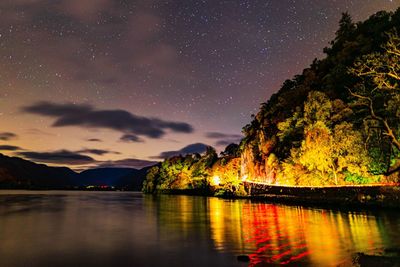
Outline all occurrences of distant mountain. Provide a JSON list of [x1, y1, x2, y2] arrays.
[[76, 167, 152, 191], [0, 153, 152, 190], [0, 153, 76, 189]]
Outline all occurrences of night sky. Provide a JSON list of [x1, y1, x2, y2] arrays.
[[0, 0, 399, 170]]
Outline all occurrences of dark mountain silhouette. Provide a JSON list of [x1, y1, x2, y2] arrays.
[[76, 167, 152, 190], [0, 153, 76, 188], [0, 153, 152, 190]]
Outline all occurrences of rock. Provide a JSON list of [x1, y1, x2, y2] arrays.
[[353, 252, 400, 267], [237, 255, 250, 262]]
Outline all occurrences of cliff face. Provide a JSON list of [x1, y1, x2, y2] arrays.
[[240, 130, 278, 184]]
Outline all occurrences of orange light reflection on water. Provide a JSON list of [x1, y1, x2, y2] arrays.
[[208, 198, 389, 266]]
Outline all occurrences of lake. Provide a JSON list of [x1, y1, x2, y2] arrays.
[[0, 191, 399, 266]]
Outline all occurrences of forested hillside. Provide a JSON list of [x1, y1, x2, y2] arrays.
[[0, 153, 149, 190], [143, 9, 400, 195]]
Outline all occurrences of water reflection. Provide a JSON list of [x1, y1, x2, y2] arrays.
[[207, 198, 399, 266], [0, 191, 399, 267]]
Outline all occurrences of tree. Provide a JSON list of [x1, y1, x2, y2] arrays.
[[281, 91, 373, 185], [204, 146, 218, 167], [142, 166, 159, 193], [297, 121, 336, 184], [324, 12, 357, 56], [335, 12, 356, 41], [349, 31, 400, 174], [211, 158, 245, 196], [221, 143, 240, 157]]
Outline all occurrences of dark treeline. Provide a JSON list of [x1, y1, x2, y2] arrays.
[[0, 153, 149, 190]]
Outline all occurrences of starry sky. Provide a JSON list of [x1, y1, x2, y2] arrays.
[[0, 0, 399, 170]]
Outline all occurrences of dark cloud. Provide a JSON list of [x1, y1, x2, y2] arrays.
[[206, 132, 242, 139], [16, 148, 154, 169], [97, 158, 158, 169], [153, 143, 209, 159], [0, 145, 22, 151], [120, 134, 143, 143], [18, 150, 96, 165], [22, 102, 194, 138], [0, 132, 17, 141], [87, 138, 102, 142], [77, 149, 120, 156], [205, 132, 242, 147]]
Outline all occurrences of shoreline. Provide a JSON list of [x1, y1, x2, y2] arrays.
[[247, 183, 400, 209], [155, 184, 400, 210], [2, 185, 400, 210]]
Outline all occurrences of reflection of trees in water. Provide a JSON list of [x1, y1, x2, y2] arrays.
[[241, 204, 310, 265], [209, 199, 392, 266], [147, 195, 211, 243], [208, 198, 248, 252], [144, 195, 396, 266]]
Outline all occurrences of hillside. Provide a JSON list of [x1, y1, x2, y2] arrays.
[[240, 10, 400, 186], [0, 153, 76, 189], [0, 153, 151, 190], [143, 8, 400, 196], [77, 167, 152, 191]]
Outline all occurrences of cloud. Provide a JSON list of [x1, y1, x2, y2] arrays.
[[0, 132, 17, 141], [0, 145, 22, 151], [22, 102, 194, 138], [120, 134, 143, 143], [0, 1, 191, 129], [205, 131, 242, 147], [16, 148, 155, 169], [77, 149, 120, 156], [87, 138, 102, 142], [97, 158, 158, 169], [153, 143, 209, 159], [205, 132, 242, 139], [18, 150, 96, 165]]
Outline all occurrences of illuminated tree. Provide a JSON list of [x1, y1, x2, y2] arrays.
[[142, 166, 159, 193], [297, 121, 335, 184], [280, 91, 374, 185], [211, 158, 246, 196], [349, 31, 400, 174]]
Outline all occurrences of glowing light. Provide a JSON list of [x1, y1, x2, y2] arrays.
[[241, 174, 248, 181], [212, 175, 221, 186], [243, 180, 400, 188]]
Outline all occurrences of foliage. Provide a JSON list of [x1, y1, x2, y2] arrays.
[[241, 9, 400, 186], [278, 92, 373, 185], [211, 157, 246, 196], [142, 145, 247, 196], [144, 9, 400, 193], [221, 143, 240, 157], [349, 30, 400, 174], [142, 166, 159, 193]]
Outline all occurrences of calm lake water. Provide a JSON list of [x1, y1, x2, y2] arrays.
[[0, 191, 399, 267]]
